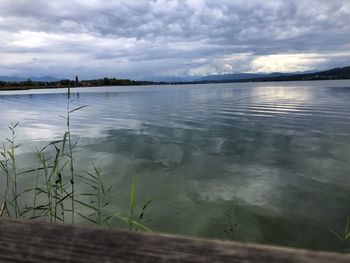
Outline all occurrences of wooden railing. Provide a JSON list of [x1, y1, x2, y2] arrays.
[[0, 219, 349, 262]]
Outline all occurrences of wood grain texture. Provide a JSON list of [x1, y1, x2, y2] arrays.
[[0, 219, 349, 262]]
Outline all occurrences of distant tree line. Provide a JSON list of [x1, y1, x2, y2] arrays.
[[0, 77, 166, 91], [1, 66, 349, 91], [80, 77, 162, 86]]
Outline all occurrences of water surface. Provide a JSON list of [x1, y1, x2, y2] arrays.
[[1, 80, 350, 251]]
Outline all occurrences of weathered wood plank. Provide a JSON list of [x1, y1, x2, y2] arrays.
[[0, 219, 349, 262]]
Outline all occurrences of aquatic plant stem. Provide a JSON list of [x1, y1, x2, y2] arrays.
[[67, 86, 75, 224], [9, 123, 20, 218], [1, 143, 10, 217]]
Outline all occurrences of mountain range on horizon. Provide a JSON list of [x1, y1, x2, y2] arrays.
[[139, 69, 320, 82], [0, 76, 60, 82], [0, 66, 349, 84]]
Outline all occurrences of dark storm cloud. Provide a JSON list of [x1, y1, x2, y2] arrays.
[[0, 0, 349, 78]]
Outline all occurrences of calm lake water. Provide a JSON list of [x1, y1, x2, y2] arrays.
[[1, 80, 350, 251]]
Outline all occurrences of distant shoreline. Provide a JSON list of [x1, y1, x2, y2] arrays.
[[1, 66, 350, 92], [0, 85, 68, 91], [1, 78, 350, 92]]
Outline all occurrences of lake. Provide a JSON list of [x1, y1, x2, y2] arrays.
[[1, 80, 350, 251]]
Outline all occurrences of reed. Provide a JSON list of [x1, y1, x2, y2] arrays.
[[76, 162, 112, 225], [330, 216, 350, 250], [67, 86, 75, 224], [0, 123, 21, 218], [30, 139, 70, 222], [223, 205, 240, 241], [0, 87, 151, 232], [0, 142, 11, 217], [114, 178, 152, 232]]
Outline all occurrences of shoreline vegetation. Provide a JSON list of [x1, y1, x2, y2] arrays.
[[0, 77, 163, 91], [0, 87, 152, 232], [1, 66, 350, 91]]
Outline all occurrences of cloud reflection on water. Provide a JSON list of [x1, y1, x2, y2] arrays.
[[1, 82, 350, 250]]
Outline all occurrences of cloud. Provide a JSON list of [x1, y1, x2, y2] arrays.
[[0, 0, 349, 79]]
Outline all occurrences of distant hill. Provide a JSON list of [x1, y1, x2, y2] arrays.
[[30, 76, 60, 82], [195, 70, 319, 82], [314, 66, 350, 77], [197, 73, 266, 81], [1, 66, 349, 88], [153, 70, 319, 83], [169, 67, 350, 84], [147, 75, 199, 82], [0, 76, 60, 82], [0, 76, 25, 82], [240, 66, 350, 83]]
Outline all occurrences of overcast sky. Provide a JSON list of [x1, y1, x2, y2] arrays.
[[0, 0, 349, 80]]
